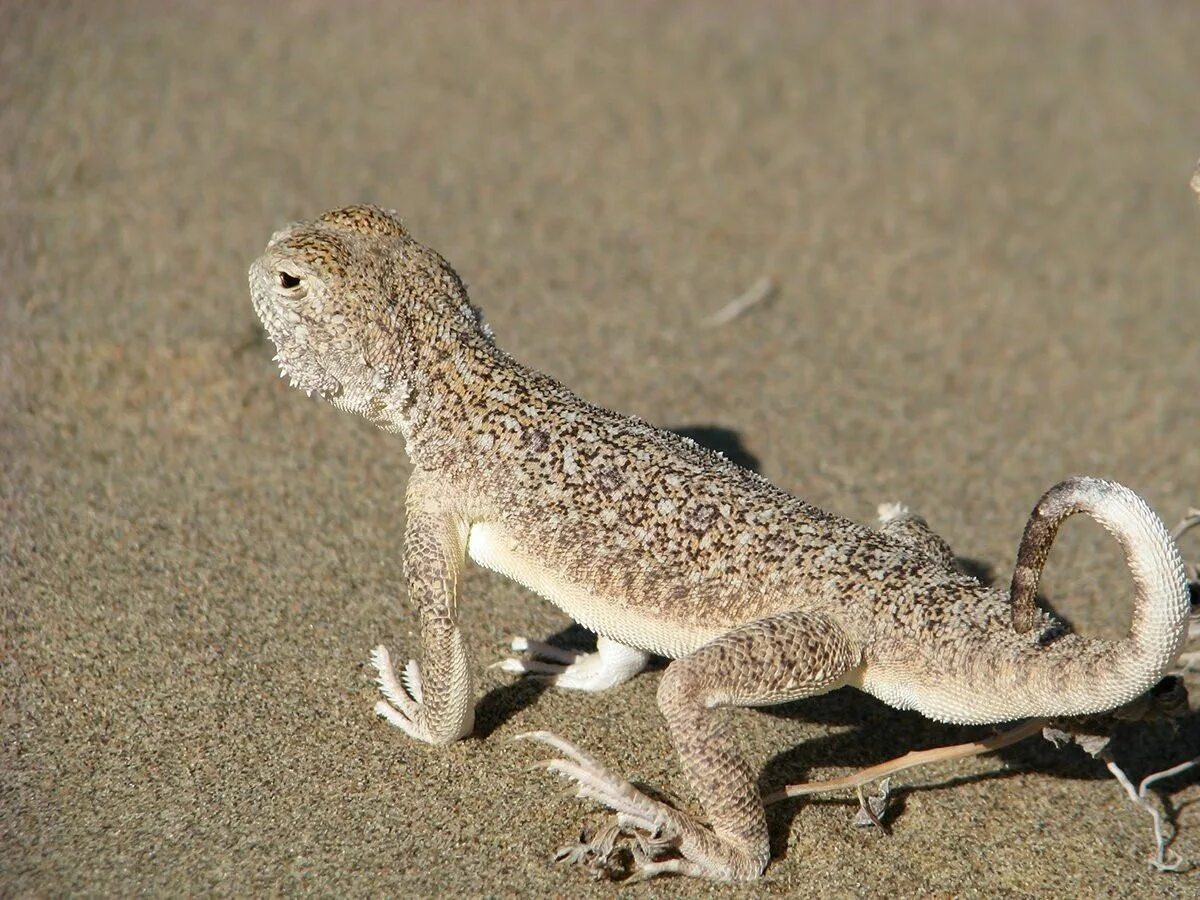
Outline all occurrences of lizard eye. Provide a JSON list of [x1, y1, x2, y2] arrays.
[[277, 270, 302, 290]]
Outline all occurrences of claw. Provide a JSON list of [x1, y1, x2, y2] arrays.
[[513, 730, 599, 766], [518, 731, 674, 840], [373, 698, 423, 739], [553, 828, 628, 880], [400, 658, 424, 704], [553, 840, 591, 867], [494, 638, 578, 679], [370, 645, 419, 716]]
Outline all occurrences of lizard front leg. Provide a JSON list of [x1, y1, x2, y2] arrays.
[[371, 474, 474, 744], [525, 610, 862, 881]]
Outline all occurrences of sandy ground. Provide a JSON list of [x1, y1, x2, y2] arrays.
[[4, 2, 1200, 896]]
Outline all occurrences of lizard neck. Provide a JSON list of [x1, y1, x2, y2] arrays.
[[367, 315, 521, 468]]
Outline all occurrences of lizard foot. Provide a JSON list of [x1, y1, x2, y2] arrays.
[[552, 821, 625, 879], [517, 730, 720, 881], [495, 636, 649, 692], [369, 645, 472, 743]]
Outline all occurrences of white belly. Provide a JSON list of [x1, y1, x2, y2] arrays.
[[465, 522, 722, 658]]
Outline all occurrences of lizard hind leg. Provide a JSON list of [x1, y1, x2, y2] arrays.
[[497, 634, 650, 691], [524, 610, 861, 882], [878, 502, 958, 571]]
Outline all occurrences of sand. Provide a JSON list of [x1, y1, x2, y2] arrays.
[[3, 2, 1199, 896]]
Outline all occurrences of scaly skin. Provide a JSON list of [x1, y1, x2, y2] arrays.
[[248, 205, 1191, 882]]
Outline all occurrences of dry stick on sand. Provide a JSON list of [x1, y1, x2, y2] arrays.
[[1103, 751, 1199, 872], [763, 718, 1047, 805], [702, 277, 776, 327]]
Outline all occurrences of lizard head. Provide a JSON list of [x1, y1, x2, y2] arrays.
[[249, 204, 486, 425]]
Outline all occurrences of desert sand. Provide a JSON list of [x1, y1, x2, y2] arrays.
[[3, 2, 1199, 896]]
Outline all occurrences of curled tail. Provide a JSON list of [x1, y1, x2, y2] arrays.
[[1008, 477, 1190, 702]]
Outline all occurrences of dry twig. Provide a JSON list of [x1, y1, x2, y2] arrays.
[[702, 277, 776, 327], [1102, 752, 1198, 872], [763, 718, 1046, 804]]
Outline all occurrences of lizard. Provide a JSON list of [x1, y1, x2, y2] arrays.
[[248, 204, 1193, 882]]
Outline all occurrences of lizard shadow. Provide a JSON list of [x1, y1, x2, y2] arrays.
[[757, 687, 1200, 859]]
